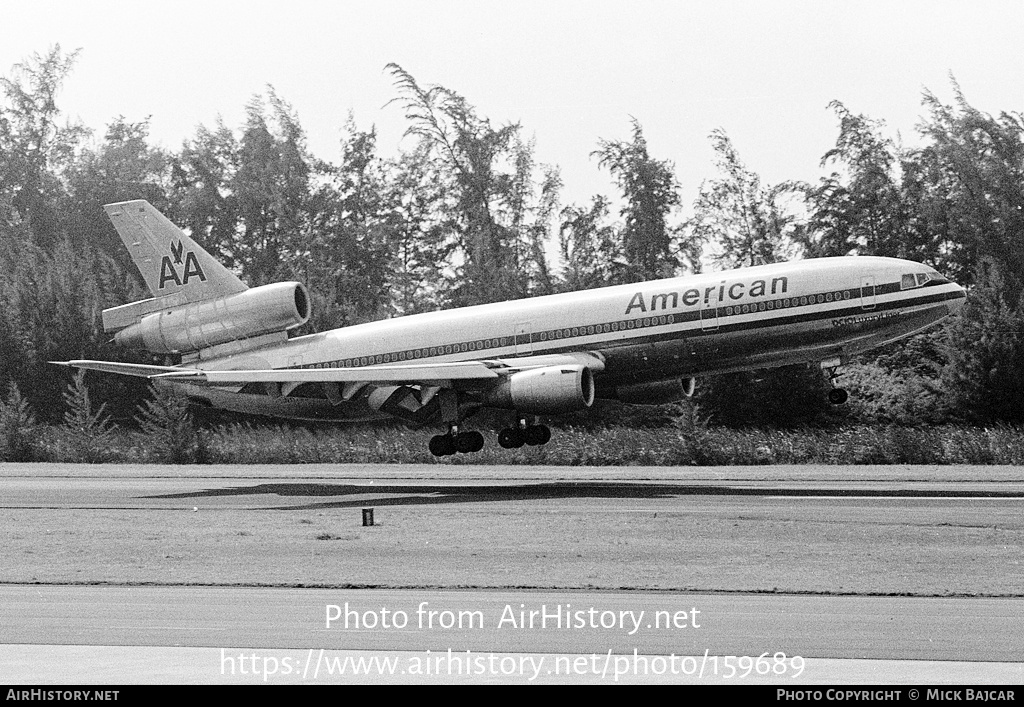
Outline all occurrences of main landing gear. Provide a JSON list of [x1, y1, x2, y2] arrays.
[[498, 419, 552, 449], [427, 389, 486, 456], [428, 426, 485, 457], [428, 419, 553, 456]]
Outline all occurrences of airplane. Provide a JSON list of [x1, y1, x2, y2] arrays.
[[60, 200, 967, 456]]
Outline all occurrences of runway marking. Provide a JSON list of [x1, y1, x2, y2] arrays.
[[776, 494, 1024, 496], [1, 645, 1021, 684], [133, 626, 229, 631]]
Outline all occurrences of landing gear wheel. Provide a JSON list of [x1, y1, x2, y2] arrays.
[[498, 427, 525, 449], [524, 424, 551, 446], [456, 430, 485, 453], [428, 434, 457, 457], [821, 360, 849, 406], [828, 388, 849, 405]]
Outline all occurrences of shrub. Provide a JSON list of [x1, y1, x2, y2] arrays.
[[0, 382, 37, 462], [942, 276, 1024, 422], [840, 363, 946, 425], [695, 364, 834, 428], [135, 384, 207, 464], [58, 371, 115, 463]]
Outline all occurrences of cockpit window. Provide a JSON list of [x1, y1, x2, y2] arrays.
[[903, 270, 945, 289]]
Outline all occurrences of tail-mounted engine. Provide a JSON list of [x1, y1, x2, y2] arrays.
[[102, 281, 310, 354]]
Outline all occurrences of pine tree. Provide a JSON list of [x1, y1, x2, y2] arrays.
[[941, 266, 1024, 422], [593, 118, 687, 281], [0, 382, 36, 462], [806, 102, 909, 258], [61, 371, 113, 462], [691, 129, 799, 268], [386, 63, 553, 305], [136, 384, 205, 464], [558, 196, 623, 290]]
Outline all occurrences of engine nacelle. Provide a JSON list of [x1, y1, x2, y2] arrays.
[[113, 281, 310, 354], [615, 377, 695, 405], [483, 365, 595, 414]]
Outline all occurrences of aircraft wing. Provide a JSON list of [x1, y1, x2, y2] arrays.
[[60, 353, 604, 386], [155, 361, 500, 385], [58, 353, 605, 425], [60, 359, 501, 385]]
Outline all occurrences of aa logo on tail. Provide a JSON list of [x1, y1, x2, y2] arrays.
[[159, 240, 207, 289]]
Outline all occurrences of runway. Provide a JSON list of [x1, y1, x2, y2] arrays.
[[5, 585, 1024, 659], [1, 463, 1022, 683], [4, 462, 1024, 511], [3, 463, 1022, 594], [2, 586, 1022, 684]]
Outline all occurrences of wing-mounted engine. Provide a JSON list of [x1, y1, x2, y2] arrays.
[[102, 281, 310, 355], [483, 364, 595, 414], [615, 377, 696, 404]]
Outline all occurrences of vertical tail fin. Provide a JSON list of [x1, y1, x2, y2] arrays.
[[104, 200, 247, 302]]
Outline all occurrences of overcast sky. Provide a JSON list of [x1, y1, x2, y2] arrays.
[[2, 0, 1022, 209]]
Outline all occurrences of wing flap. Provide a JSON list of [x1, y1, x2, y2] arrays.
[[58, 354, 603, 387], [155, 361, 500, 385], [486, 351, 607, 373]]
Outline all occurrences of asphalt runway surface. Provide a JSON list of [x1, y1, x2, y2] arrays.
[[1, 586, 1022, 684], [2, 463, 1022, 683], [4, 462, 1024, 511]]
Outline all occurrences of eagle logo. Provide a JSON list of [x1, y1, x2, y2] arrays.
[[170, 240, 185, 265]]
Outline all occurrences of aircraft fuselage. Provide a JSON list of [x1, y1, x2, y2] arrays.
[[179, 256, 965, 421]]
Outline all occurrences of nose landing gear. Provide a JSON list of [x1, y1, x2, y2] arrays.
[[821, 358, 849, 405], [827, 387, 849, 405]]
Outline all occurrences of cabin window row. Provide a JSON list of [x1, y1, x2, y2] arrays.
[[724, 290, 852, 316], [313, 338, 514, 368], [538, 315, 674, 342], [306, 287, 859, 369]]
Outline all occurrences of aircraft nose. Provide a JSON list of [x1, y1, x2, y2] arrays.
[[948, 283, 968, 313]]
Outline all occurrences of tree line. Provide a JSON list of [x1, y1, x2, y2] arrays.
[[2, 47, 1022, 426]]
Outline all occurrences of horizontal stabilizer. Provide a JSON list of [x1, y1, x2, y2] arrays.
[[55, 360, 187, 378]]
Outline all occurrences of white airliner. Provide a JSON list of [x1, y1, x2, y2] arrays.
[[61, 200, 966, 456]]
